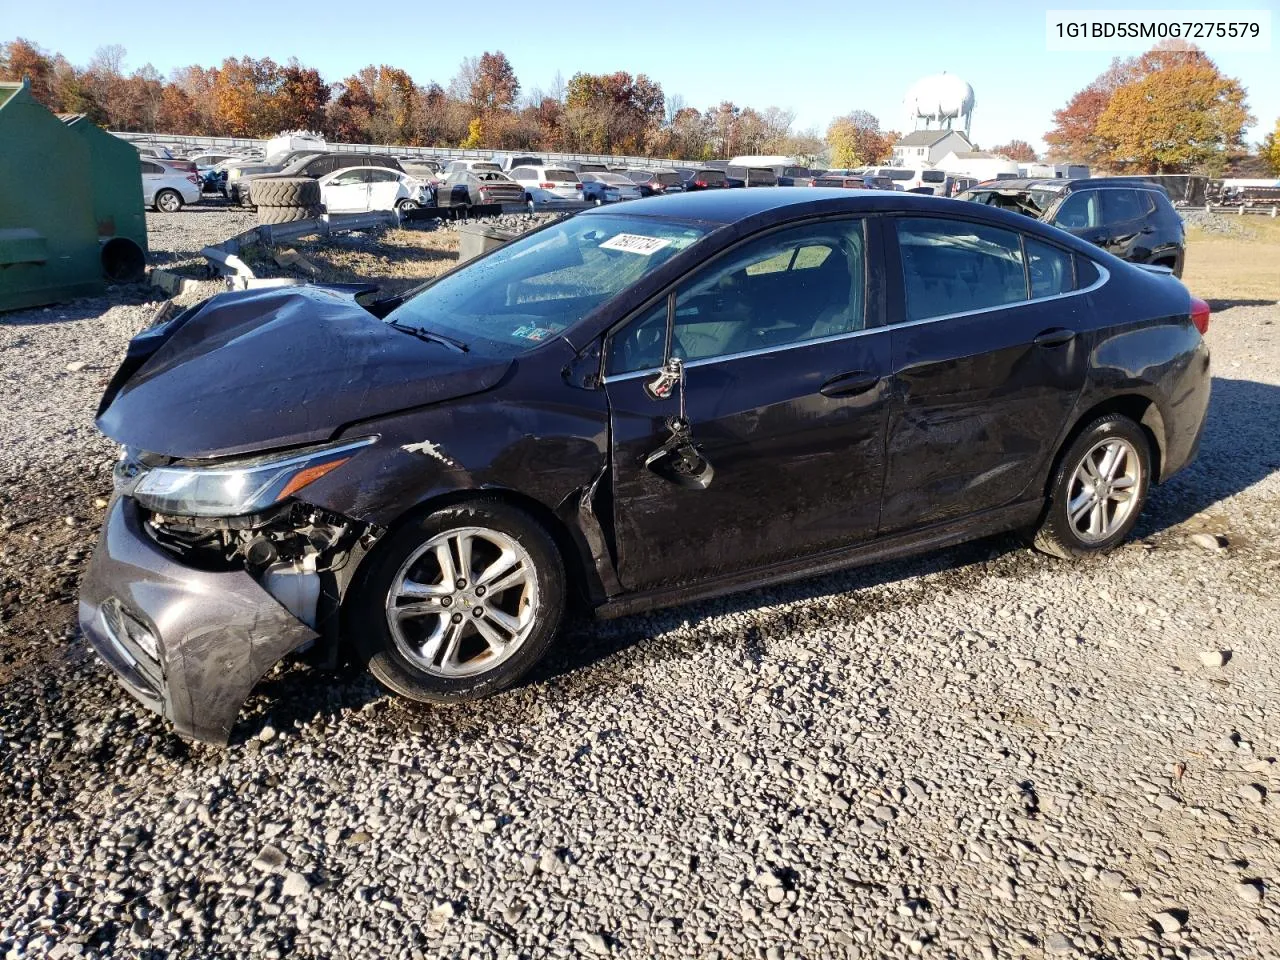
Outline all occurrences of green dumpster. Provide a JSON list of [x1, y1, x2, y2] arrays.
[[0, 79, 147, 312]]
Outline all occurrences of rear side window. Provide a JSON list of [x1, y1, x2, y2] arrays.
[[1024, 238, 1073, 298], [141, 161, 163, 175], [510, 168, 535, 180], [1075, 256, 1100, 288], [368, 169, 399, 183], [1102, 189, 1148, 223], [895, 217, 1027, 322], [922, 171, 945, 183]]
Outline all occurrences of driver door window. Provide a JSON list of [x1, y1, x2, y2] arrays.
[[606, 219, 866, 374], [672, 220, 866, 362], [1051, 191, 1101, 230]]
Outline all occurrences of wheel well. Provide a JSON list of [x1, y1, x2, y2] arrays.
[[1152, 255, 1178, 268], [1053, 395, 1167, 491]]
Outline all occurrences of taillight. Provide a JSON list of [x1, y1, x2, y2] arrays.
[[186, 174, 199, 185], [575, 183, 582, 190], [540, 181, 554, 189], [1190, 296, 1211, 335], [694, 180, 706, 187]]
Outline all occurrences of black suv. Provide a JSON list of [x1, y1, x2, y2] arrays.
[[959, 178, 1186, 277]]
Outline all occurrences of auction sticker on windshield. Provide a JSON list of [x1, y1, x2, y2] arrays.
[[600, 234, 673, 255]]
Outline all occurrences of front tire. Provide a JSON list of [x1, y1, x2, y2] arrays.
[[1033, 414, 1152, 559], [349, 500, 566, 702], [155, 189, 183, 213]]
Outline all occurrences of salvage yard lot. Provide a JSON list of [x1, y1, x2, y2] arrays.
[[1, 210, 1278, 959]]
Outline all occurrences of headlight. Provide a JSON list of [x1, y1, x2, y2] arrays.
[[229, 169, 241, 180], [132, 438, 375, 518]]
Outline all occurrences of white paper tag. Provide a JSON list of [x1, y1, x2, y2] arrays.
[[599, 233, 672, 256]]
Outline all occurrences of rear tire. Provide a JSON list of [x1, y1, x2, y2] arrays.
[[155, 189, 183, 213], [396, 199, 420, 212], [1032, 414, 1152, 559], [349, 500, 566, 703]]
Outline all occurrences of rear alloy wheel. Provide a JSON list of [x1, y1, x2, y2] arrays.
[[351, 500, 565, 702], [396, 199, 420, 212], [1033, 414, 1151, 559], [155, 189, 183, 213]]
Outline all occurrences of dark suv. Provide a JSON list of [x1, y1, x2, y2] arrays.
[[959, 178, 1186, 277]]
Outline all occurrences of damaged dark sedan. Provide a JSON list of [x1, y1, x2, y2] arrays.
[[80, 190, 1212, 744]]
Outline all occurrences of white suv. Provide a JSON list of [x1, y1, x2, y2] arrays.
[[507, 165, 583, 200]]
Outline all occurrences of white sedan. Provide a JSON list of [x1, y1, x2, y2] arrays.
[[317, 166, 429, 214]]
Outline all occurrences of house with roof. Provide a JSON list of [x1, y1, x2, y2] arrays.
[[890, 130, 974, 168]]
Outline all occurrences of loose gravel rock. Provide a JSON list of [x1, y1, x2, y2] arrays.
[[1, 215, 1279, 959]]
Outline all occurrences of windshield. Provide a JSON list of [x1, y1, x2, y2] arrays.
[[1027, 188, 1058, 212], [385, 215, 711, 352]]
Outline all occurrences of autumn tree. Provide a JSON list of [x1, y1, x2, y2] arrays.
[[1264, 118, 1280, 175], [212, 56, 285, 136], [1093, 56, 1252, 173], [1046, 43, 1250, 173], [991, 139, 1038, 162], [826, 110, 893, 167], [276, 60, 329, 131], [469, 51, 518, 115], [564, 71, 664, 154], [0, 38, 58, 107]]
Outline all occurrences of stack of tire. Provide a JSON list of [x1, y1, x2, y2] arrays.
[[252, 176, 323, 225]]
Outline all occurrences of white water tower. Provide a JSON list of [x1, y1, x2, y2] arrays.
[[904, 73, 975, 138]]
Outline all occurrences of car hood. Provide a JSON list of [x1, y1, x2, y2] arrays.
[[97, 286, 514, 460]]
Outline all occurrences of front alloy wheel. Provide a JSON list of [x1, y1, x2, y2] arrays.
[[351, 500, 565, 702], [386, 526, 539, 678]]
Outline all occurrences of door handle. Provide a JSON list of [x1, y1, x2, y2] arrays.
[[820, 371, 882, 397], [1034, 328, 1077, 347]]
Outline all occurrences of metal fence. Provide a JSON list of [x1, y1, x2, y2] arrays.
[[109, 130, 685, 170]]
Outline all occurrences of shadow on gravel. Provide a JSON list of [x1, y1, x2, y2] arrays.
[[1138, 376, 1280, 534], [530, 532, 1029, 691]]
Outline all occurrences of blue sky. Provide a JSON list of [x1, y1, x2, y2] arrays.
[[6, 0, 1277, 151]]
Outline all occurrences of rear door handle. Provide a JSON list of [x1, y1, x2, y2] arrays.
[[1034, 328, 1077, 347], [820, 371, 882, 397]]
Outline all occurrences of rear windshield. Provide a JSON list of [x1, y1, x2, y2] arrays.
[[696, 170, 726, 183], [472, 162, 502, 172], [578, 163, 608, 172], [814, 178, 846, 187], [545, 169, 579, 182], [386, 215, 711, 353], [922, 170, 945, 183], [882, 169, 912, 180], [782, 167, 811, 177], [656, 172, 682, 186]]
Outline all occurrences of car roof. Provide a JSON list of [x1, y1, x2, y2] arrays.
[[583, 187, 953, 224], [580, 189, 1113, 249]]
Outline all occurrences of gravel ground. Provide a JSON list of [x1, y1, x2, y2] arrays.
[[1, 209, 1279, 959]]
